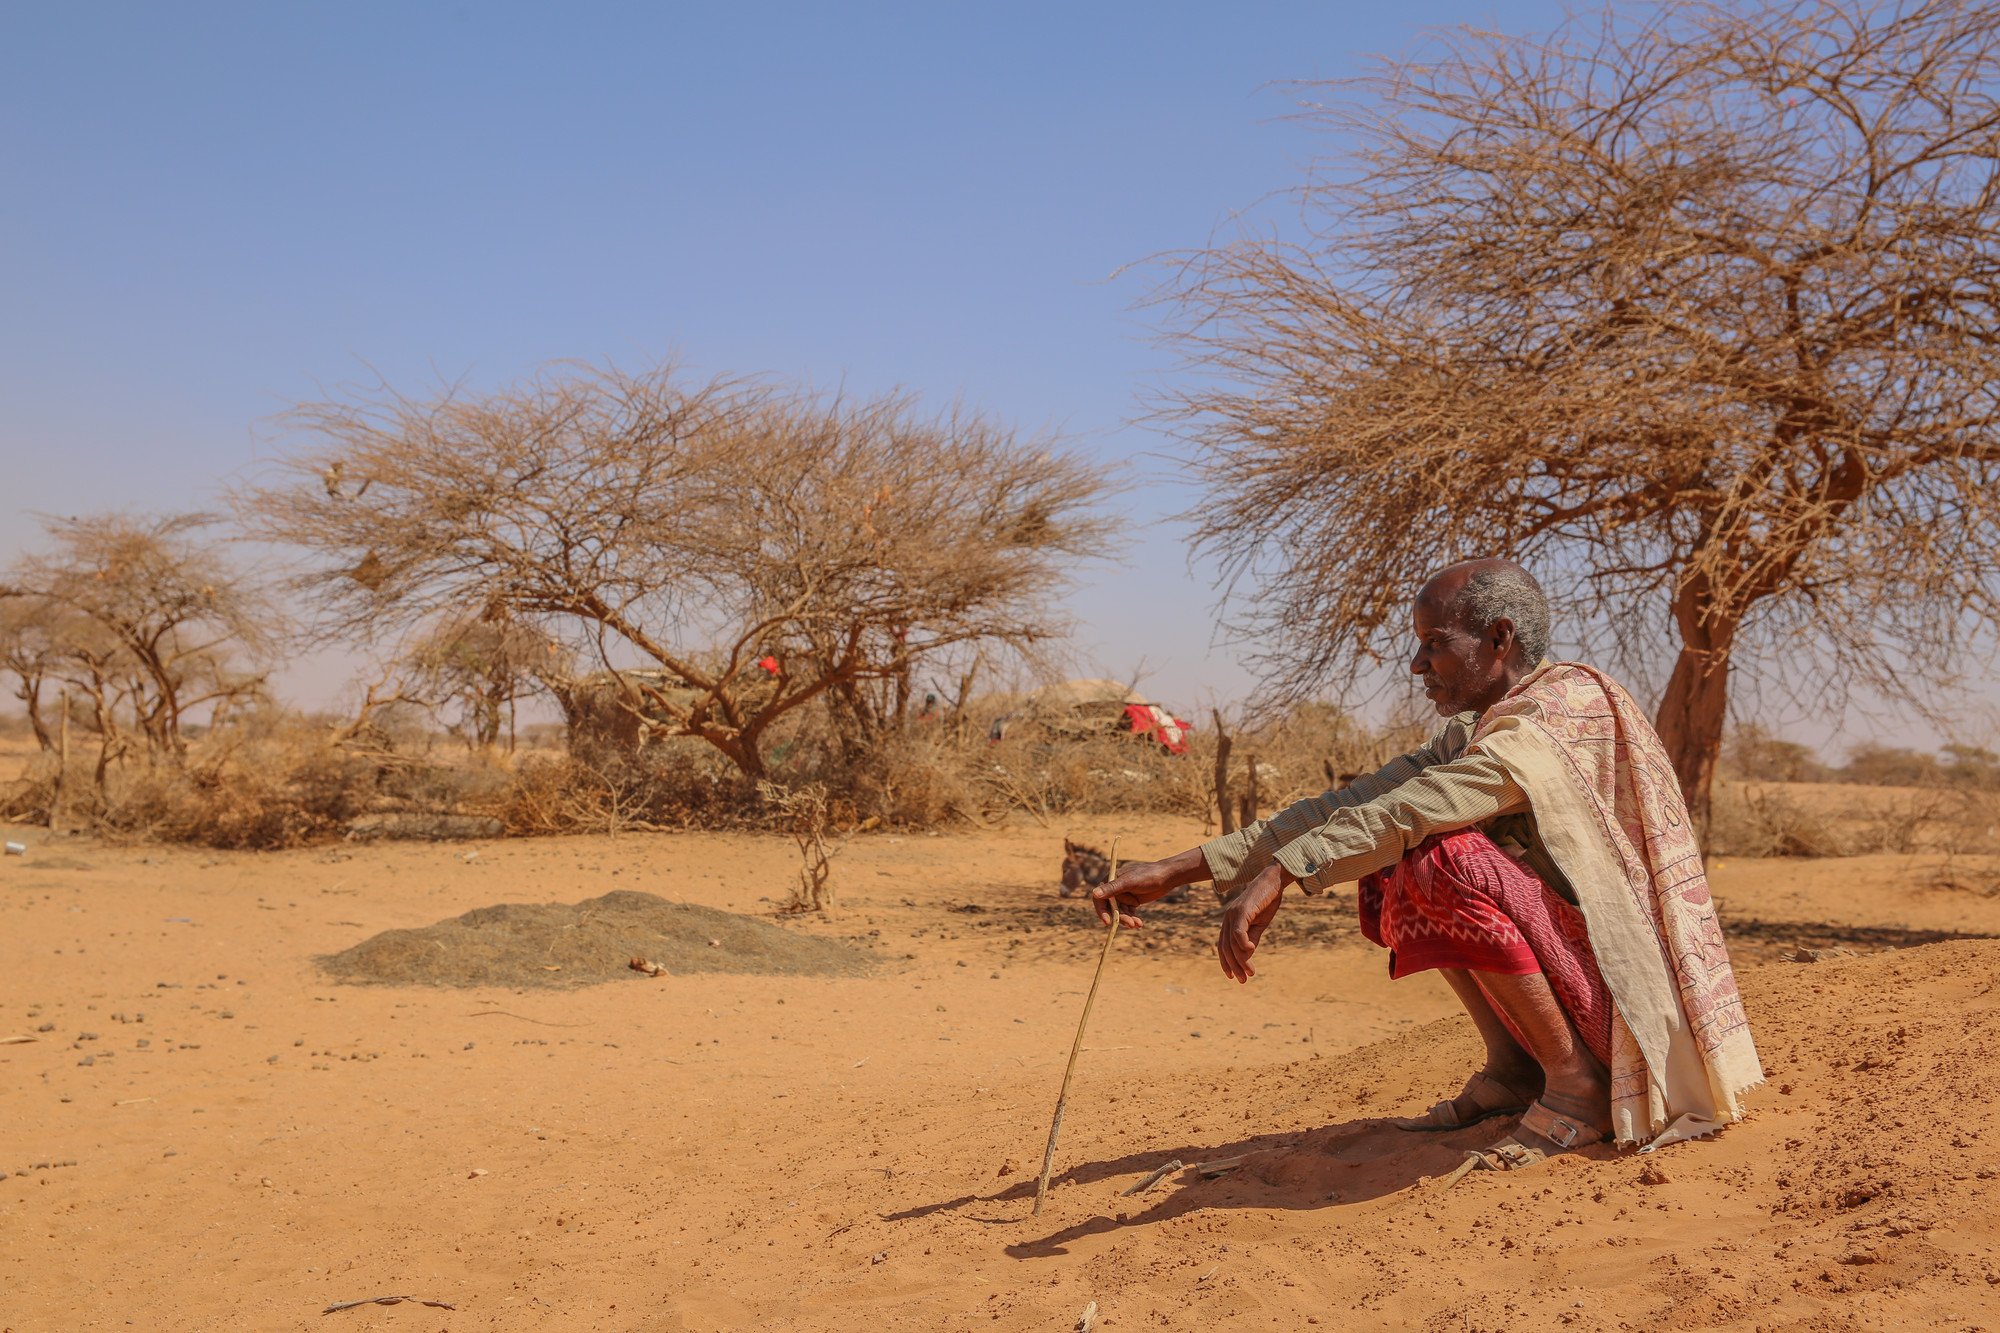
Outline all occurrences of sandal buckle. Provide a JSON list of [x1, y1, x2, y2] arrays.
[[1545, 1116, 1580, 1149]]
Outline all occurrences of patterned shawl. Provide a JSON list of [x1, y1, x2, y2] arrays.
[[1470, 662, 1763, 1148]]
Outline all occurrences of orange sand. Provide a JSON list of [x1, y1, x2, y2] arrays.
[[4, 815, 1999, 1331]]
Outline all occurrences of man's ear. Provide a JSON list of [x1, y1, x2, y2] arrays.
[[1489, 616, 1517, 656]]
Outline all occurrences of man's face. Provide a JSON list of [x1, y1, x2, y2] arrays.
[[1408, 589, 1506, 715]]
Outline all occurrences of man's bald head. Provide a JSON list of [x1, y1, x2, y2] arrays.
[[1408, 559, 1551, 715], [1418, 559, 1552, 666]]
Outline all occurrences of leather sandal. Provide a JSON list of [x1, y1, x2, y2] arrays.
[[1471, 1099, 1608, 1170], [1388, 1071, 1534, 1132]]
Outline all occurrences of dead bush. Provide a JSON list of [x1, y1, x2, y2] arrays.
[[1708, 783, 1847, 858], [842, 732, 979, 829], [498, 740, 758, 835]]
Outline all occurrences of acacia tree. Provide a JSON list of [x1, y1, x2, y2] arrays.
[[404, 612, 566, 750], [1164, 1, 2000, 835], [0, 513, 271, 773], [239, 362, 1117, 779]]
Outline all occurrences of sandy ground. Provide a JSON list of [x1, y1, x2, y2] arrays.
[[5, 814, 2000, 1331]]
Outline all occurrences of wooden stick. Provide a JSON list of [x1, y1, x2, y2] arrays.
[[1119, 1158, 1183, 1197], [1033, 836, 1120, 1217], [1434, 1151, 1482, 1193]]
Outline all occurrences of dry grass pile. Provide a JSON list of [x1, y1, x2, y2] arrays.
[[321, 889, 876, 988]]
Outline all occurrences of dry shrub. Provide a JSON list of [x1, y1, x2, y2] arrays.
[[10, 729, 388, 850], [0, 752, 60, 824], [846, 698, 1418, 832], [1842, 744, 1995, 792], [1930, 854, 2000, 897], [1710, 780, 2000, 860], [3, 710, 543, 850], [1708, 783, 1847, 858], [842, 732, 978, 828], [0, 690, 1561, 851], [498, 739, 758, 835]]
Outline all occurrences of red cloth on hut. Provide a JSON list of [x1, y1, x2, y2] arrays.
[[1122, 704, 1191, 754]]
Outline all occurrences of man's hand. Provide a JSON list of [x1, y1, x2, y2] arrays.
[[1217, 863, 1287, 983], [1090, 847, 1209, 928]]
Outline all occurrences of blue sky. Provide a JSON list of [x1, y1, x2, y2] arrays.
[[26, 1, 1943, 746]]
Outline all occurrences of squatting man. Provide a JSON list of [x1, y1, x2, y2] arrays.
[[1094, 560, 1762, 1168]]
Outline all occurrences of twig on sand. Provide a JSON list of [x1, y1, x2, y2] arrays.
[[0, 1035, 37, 1045], [323, 1295, 456, 1314], [464, 1012, 590, 1028], [1196, 1155, 1248, 1179], [1432, 1152, 1481, 1193], [1119, 1160, 1184, 1197], [1034, 837, 1121, 1218]]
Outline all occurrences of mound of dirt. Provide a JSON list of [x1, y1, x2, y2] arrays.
[[320, 889, 874, 988]]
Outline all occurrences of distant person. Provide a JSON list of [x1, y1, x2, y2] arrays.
[[1093, 560, 1761, 1169]]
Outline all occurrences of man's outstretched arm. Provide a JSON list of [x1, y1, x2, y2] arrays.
[[1201, 712, 1478, 894], [1088, 848, 1210, 928]]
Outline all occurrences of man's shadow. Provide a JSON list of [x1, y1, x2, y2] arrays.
[[879, 1111, 1594, 1257]]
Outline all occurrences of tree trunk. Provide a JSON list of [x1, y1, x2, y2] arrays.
[[1654, 602, 1737, 846], [20, 676, 52, 751], [714, 732, 768, 780], [52, 688, 69, 831]]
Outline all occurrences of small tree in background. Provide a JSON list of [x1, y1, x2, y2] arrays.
[[1162, 1, 2000, 836], [404, 611, 567, 750], [239, 362, 1118, 779], [0, 513, 271, 785]]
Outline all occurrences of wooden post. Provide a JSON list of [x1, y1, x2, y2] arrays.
[[51, 688, 69, 831], [1212, 710, 1234, 835]]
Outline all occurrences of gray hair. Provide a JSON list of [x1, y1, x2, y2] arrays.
[[1452, 564, 1552, 663]]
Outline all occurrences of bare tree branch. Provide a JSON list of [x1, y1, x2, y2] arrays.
[[1154, 0, 2000, 832], [237, 362, 1121, 778]]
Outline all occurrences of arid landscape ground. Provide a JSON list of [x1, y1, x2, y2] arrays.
[[7, 793, 2000, 1332]]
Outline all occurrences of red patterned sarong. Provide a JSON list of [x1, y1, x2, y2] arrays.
[[1358, 828, 1613, 1065]]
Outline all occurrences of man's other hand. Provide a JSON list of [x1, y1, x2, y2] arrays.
[[1217, 864, 1286, 983], [1090, 847, 1208, 928]]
